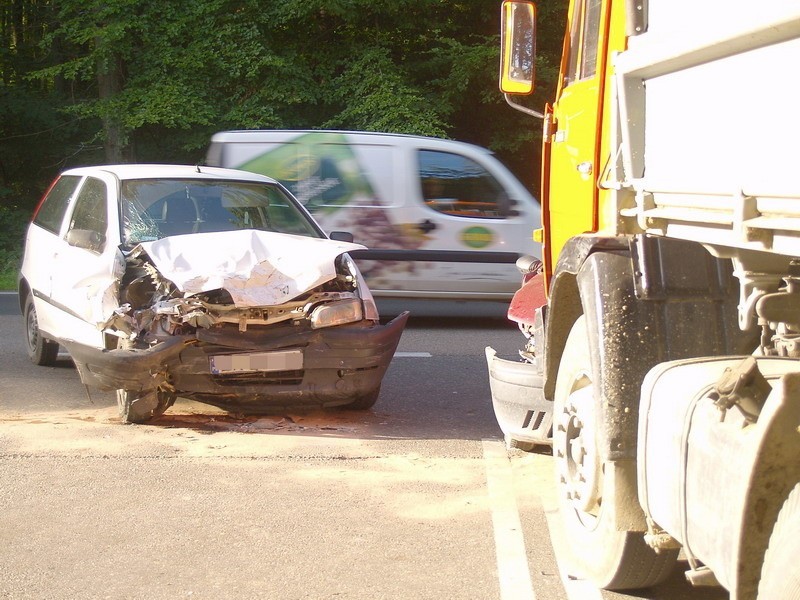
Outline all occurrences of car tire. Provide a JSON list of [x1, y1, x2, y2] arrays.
[[347, 386, 381, 410], [24, 294, 59, 366], [554, 315, 678, 590], [115, 337, 176, 423], [116, 388, 175, 424]]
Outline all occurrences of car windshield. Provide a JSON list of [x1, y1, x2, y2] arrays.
[[120, 179, 323, 246]]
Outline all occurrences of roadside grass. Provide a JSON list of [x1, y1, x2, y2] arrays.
[[0, 205, 28, 292], [0, 258, 19, 291]]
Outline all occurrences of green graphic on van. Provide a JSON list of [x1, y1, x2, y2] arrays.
[[237, 133, 374, 213], [460, 226, 494, 248]]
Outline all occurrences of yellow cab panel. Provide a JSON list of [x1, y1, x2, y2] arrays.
[[542, 0, 625, 281]]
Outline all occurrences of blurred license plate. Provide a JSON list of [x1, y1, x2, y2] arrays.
[[209, 350, 303, 374]]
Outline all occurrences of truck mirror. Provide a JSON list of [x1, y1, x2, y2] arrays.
[[500, 1, 536, 95]]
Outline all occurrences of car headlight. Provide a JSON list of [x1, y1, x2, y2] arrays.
[[337, 252, 380, 320], [310, 298, 363, 329]]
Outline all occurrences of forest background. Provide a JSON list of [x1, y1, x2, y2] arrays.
[[0, 0, 567, 289]]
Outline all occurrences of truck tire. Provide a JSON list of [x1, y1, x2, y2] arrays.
[[24, 294, 59, 366], [553, 315, 678, 590], [758, 483, 800, 599]]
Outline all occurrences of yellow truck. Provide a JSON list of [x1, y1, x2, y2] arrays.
[[486, 1, 800, 597]]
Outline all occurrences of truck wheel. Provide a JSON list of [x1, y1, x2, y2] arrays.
[[24, 294, 59, 366], [758, 483, 800, 599], [117, 388, 175, 424], [553, 315, 677, 590]]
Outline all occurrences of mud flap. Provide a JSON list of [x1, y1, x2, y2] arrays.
[[485, 347, 552, 445]]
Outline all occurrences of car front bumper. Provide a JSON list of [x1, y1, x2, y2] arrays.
[[485, 347, 553, 445], [63, 312, 409, 410]]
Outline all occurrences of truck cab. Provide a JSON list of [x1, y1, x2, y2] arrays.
[[487, 1, 800, 597]]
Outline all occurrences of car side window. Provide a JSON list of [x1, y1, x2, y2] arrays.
[[33, 175, 81, 234], [417, 150, 512, 219], [66, 177, 108, 253]]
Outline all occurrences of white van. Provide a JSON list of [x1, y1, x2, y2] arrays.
[[206, 130, 541, 300]]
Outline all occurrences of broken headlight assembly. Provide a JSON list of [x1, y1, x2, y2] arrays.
[[308, 253, 372, 329]]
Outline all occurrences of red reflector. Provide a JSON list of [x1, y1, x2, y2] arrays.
[[507, 272, 546, 325]]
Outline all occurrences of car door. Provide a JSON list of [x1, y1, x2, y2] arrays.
[[541, 0, 610, 279], [49, 175, 123, 348], [384, 147, 536, 297], [22, 175, 83, 338]]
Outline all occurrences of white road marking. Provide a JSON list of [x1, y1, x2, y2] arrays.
[[393, 352, 432, 357], [482, 439, 536, 600], [515, 452, 605, 600]]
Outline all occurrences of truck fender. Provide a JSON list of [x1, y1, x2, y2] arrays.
[[546, 234, 656, 463], [542, 235, 629, 404], [547, 234, 749, 463]]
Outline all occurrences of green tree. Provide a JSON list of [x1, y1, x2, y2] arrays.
[[0, 0, 568, 289], [4, 0, 568, 210]]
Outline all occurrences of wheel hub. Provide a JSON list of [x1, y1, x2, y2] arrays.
[[556, 377, 602, 518], [26, 307, 39, 350]]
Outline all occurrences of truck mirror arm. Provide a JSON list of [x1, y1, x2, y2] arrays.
[[504, 93, 544, 119]]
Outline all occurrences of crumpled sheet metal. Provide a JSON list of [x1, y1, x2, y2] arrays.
[[137, 230, 365, 307]]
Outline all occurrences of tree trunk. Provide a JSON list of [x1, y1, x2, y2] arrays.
[[97, 55, 124, 163]]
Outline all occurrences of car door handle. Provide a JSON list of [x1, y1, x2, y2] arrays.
[[418, 219, 437, 233]]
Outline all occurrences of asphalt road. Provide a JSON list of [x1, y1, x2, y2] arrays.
[[0, 293, 728, 600]]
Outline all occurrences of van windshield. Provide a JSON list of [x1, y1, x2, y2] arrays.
[[119, 179, 323, 246]]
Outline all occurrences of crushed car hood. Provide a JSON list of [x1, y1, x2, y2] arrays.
[[136, 229, 365, 306]]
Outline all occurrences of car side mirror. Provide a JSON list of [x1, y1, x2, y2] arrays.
[[66, 228, 106, 252], [329, 231, 354, 243]]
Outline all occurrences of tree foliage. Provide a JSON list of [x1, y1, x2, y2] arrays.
[[1, 0, 567, 211]]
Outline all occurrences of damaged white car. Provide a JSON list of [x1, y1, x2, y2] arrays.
[[19, 165, 408, 423]]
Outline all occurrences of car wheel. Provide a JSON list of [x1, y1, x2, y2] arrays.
[[554, 315, 678, 590], [116, 388, 175, 424], [347, 386, 381, 410], [24, 294, 59, 366], [115, 337, 176, 423]]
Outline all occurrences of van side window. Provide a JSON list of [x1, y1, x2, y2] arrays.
[[67, 177, 108, 252], [33, 175, 81, 234], [417, 150, 511, 219]]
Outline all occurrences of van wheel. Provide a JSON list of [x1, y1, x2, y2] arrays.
[[554, 315, 678, 590], [117, 388, 175, 424], [24, 294, 59, 366], [758, 483, 800, 599], [347, 386, 381, 410]]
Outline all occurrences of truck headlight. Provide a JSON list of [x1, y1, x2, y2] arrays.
[[310, 298, 363, 329]]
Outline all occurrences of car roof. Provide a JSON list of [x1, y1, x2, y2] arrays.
[[60, 164, 278, 184]]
